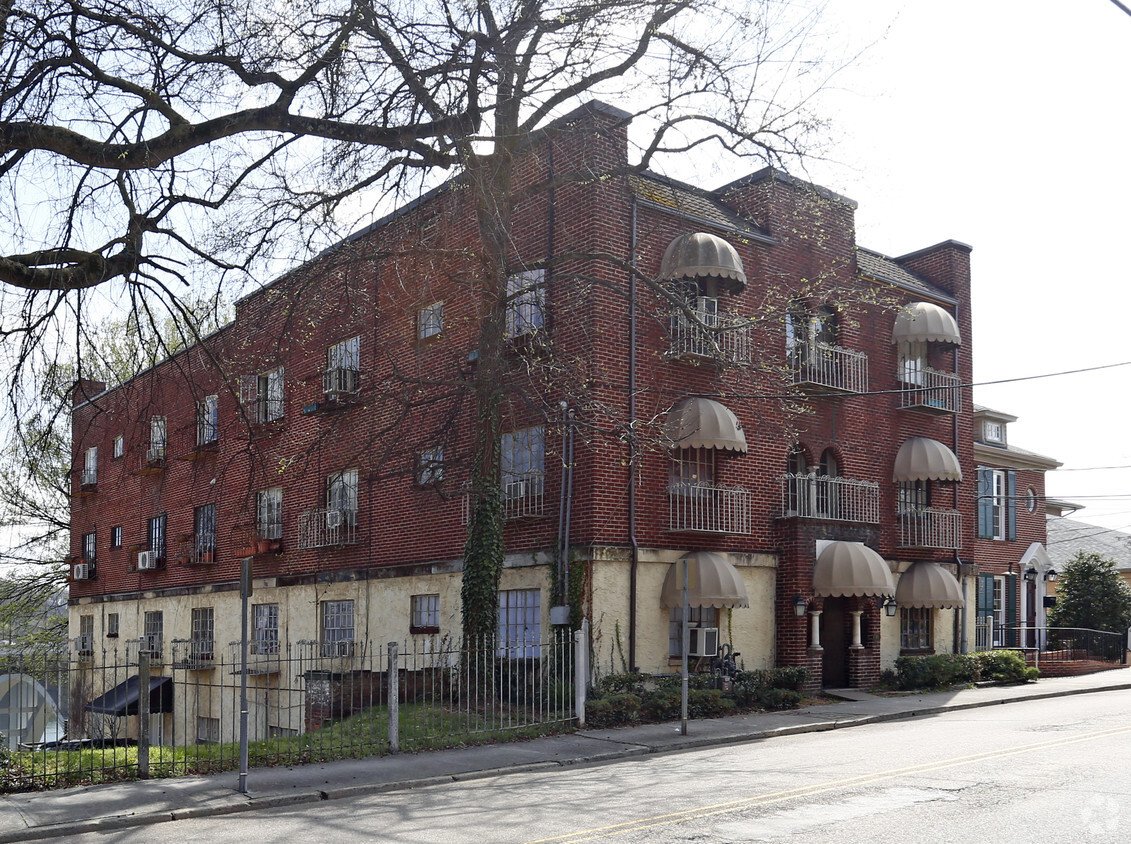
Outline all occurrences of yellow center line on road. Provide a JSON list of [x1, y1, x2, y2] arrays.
[[526, 725, 1131, 843]]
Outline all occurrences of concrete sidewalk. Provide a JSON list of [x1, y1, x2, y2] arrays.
[[3, 667, 1129, 842]]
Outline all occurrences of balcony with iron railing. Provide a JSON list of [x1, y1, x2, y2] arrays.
[[790, 341, 869, 394], [899, 367, 961, 414], [667, 310, 751, 366], [80, 469, 98, 488], [668, 481, 751, 534], [71, 634, 94, 660], [296, 507, 358, 549], [898, 507, 962, 549], [779, 473, 881, 523], [127, 634, 164, 664], [172, 638, 215, 669], [462, 473, 547, 522], [227, 639, 282, 674], [323, 366, 361, 398]]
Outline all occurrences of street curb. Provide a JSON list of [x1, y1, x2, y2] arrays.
[[6, 679, 1129, 841]]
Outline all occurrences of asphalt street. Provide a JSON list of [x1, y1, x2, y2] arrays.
[[59, 689, 1131, 843]]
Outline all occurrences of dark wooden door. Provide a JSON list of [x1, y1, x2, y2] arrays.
[[822, 598, 848, 688]]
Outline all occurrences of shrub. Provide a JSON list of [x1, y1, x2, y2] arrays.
[[759, 688, 802, 710], [585, 692, 641, 728], [687, 689, 736, 718], [887, 654, 980, 690], [640, 692, 681, 722], [972, 650, 1038, 683]]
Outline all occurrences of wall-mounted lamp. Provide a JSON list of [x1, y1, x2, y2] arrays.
[[1023, 567, 1038, 582], [883, 597, 898, 617], [793, 594, 808, 617], [1045, 569, 1058, 583]]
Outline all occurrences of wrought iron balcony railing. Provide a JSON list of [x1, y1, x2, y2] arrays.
[[899, 366, 961, 413], [668, 482, 751, 534], [667, 310, 751, 366], [297, 507, 358, 549], [779, 473, 880, 523], [790, 340, 868, 393], [898, 507, 962, 549]]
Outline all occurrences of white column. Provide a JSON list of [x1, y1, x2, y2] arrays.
[[809, 610, 823, 650], [849, 610, 864, 650]]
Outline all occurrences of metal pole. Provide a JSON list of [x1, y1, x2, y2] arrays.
[[574, 620, 588, 727], [680, 558, 689, 736], [238, 557, 252, 794], [388, 642, 400, 753], [137, 650, 150, 779]]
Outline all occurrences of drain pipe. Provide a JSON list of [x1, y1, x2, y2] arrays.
[[628, 196, 640, 672], [564, 408, 575, 601], [953, 301, 966, 653], [558, 402, 569, 604]]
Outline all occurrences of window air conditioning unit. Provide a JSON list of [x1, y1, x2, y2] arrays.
[[688, 627, 719, 658], [73, 562, 92, 581], [137, 550, 157, 570]]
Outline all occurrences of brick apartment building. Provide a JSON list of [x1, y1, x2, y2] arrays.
[[67, 101, 1044, 739]]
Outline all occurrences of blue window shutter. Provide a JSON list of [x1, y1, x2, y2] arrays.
[[1004, 573, 1018, 646], [977, 573, 994, 617], [1006, 470, 1017, 541], [977, 469, 994, 539]]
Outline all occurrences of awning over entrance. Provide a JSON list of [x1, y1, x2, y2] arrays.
[[895, 561, 965, 608], [891, 301, 962, 345], [660, 551, 750, 608], [660, 232, 747, 294], [85, 675, 173, 716], [664, 398, 748, 453], [893, 437, 963, 482], [813, 541, 895, 598]]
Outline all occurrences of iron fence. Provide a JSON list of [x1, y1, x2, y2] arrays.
[[998, 626, 1128, 669], [0, 631, 580, 792], [778, 473, 880, 523], [668, 482, 751, 534]]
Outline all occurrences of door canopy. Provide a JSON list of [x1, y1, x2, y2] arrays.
[[660, 551, 750, 609], [664, 398, 748, 452], [813, 541, 895, 598], [895, 561, 965, 609]]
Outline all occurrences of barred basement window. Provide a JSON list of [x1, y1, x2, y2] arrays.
[[197, 717, 221, 744], [253, 604, 279, 655], [669, 606, 718, 657], [497, 589, 540, 658], [900, 607, 933, 650], [411, 594, 439, 634]]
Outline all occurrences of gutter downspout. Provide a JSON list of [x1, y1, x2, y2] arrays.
[[628, 196, 639, 672], [953, 302, 966, 654]]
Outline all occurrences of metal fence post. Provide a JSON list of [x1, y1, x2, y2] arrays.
[[137, 651, 150, 779], [238, 557, 252, 794], [388, 642, 399, 753], [574, 619, 588, 727]]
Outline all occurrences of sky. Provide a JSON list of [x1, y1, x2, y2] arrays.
[[798, 0, 1131, 531]]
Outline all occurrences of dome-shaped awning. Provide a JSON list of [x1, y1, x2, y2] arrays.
[[891, 302, 962, 345], [660, 232, 747, 294], [893, 437, 963, 482], [664, 398, 748, 452], [812, 541, 894, 598], [660, 551, 750, 609], [895, 561, 964, 609]]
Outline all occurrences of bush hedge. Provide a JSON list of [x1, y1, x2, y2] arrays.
[[880, 650, 1038, 691], [585, 666, 810, 729]]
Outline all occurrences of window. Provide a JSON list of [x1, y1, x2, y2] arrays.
[[253, 604, 279, 655], [82, 446, 98, 485], [325, 337, 361, 394], [242, 367, 284, 423], [983, 420, 1006, 444], [321, 600, 355, 655], [148, 513, 167, 561], [327, 469, 359, 524], [78, 615, 94, 652], [505, 269, 545, 338], [257, 487, 283, 540], [418, 302, 444, 339], [900, 607, 932, 651], [143, 610, 163, 655], [977, 467, 1016, 540], [898, 340, 927, 386], [197, 395, 219, 445], [1026, 487, 1038, 513], [268, 725, 298, 738], [112, 435, 124, 459], [110, 526, 122, 548], [411, 594, 439, 634], [191, 607, 215, 660], [82, 530, 97, 563], [501, 426, 545, 500], [784, 446, 807, 513], [670, 447, 716, 493], [106, 613, 119, 638], [669, 606, 719, 657], [197, 717, 221, 744], [148, 416, 167, 461], [416, 447, 444, 485], [193, 504, 217, 562], [816, 448, 839, 517], [497, 589, 540, 658], [897, 480, 930, 513]]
